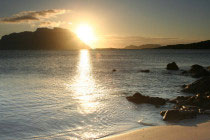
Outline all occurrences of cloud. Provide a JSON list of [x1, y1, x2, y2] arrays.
[[38, 21, 64, 28], [0, 9, 68, 23]]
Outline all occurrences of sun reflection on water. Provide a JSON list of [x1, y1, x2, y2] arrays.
[[70, 50, 99, 114]]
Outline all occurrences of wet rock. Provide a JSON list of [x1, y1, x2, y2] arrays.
[[203, 110, 210, 115], [162, 109, 197, 121], [166, 62, 179, 70], [174, 94, 210, 110], [112, 69, 116, 72], [160, 111, 166, 116], [180, 105, 200, 113], [126, 92, 167, 106], [140, 70, 150, 73], [182, 84, 187, 88], [182, 77, 210, 94], [189, 64, 210, 78], [207, 66, 210, 71], [181, 70, 188, 75], [169, 96, 190, 104]]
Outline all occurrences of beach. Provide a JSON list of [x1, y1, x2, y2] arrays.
[[100, 121, 210, 140]]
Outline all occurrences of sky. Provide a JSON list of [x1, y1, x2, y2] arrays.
[[0, 0, 210, 48]]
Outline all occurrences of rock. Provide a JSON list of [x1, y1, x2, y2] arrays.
[[140, 70, 150, 73], [203, 110, 210, 115], [181, 70, 188, 75], [189, 64, 210, 78], [180, 105, 200, 113], [166, 62, 179, 70], [160, 111, 166, 116], [126, 92, 167, 106], [182, 77, 210, 94], [112, 69, 116, 72], [174, 94, 210, 110], [169, 96, 190, 104], [207, 66, 210, 71], [182, 84, 187, 88], [162, 109, 197, 121]]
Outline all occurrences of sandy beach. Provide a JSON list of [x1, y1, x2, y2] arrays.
[[100, 121, 210, 140]]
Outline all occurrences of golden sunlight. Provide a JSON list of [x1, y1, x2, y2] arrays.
[[75, 24, 97, 46], [70, 50, 98, 114]]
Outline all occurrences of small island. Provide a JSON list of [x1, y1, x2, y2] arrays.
[[0, 28, 90, 50]]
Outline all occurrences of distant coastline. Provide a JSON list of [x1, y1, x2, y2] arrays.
[[124, 40, 210, 50], [1, 28, 210, 50]]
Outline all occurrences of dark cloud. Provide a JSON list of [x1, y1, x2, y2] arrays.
[[0, 9, 67, 23]]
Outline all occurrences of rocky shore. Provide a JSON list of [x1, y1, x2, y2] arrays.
[[126, 62, 210, 121]]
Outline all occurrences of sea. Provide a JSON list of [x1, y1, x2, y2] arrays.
[[0, 49, 210, 140]]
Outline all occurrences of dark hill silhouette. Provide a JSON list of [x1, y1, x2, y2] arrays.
[[0, 28, 90, 50], [157, 40, 210, 49], [124, 44, 161, 49]]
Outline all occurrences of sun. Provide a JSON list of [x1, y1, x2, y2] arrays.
[[75, 24, 96, 46]]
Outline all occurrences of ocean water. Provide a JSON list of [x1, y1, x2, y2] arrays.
[[0, 49, 210, 140]]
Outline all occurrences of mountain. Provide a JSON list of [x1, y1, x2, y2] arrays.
[[0, 28, 90, 50], [157, 40, 210, 49], [124, 44, 161, 49]]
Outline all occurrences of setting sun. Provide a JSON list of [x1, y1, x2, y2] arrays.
[[75, 24, 97, 46]]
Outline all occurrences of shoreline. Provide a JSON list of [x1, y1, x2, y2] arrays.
[[99, 121, 210, 140]]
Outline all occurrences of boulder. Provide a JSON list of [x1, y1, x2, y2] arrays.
[[182, 84, 187, 88], [169, 96, 190, 104], [112, 69, 116, 72], [166, 62, 179, 70], [182, 77, 210, 94], [173, 94, 210, 110], [179, 105, 200, 113], [207, 66, 210, 71], [140, 70, 150, 73], [203, 110, 210, 115], [160, 110, 166, 116], [162, 109, 197, 121], [189, 64, 210, 78], [126, 92, 167, 106]]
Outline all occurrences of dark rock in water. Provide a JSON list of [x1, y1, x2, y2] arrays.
[[140, 70, 150, 73], [181, 70, 188, 75], [162, 79, 210, 121], [203, 110, 210, 115], [162, 109, 197, 121], [179, 105, 200, 113], [182, 84, 187, 88], [112, 69, 117, 72], [126, 92, 167, 106], [166, 62, 179, 70], [207, 66, 210, 71], [189, 64, 210, 78], [172, 94, 210, 110], [182, 77, 210, 94], [169, 96, 190, 104], [160, 110, 167, 116]]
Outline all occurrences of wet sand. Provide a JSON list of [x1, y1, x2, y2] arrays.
[[100, 121, 210, 140]]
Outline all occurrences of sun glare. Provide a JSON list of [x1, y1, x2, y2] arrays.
[[75, 24, 96, 46]]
